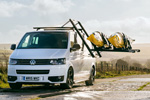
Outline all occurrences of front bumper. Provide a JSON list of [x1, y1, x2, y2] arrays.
[[8, 65, 68, 84]]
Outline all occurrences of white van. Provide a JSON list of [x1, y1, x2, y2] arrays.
[[8, 29, 96, 89]]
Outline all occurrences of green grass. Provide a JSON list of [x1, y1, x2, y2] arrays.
[[29, 97, 41, 100], [0, 73, 7, 82], [0, 73, 9, 89], [95, 71, 148, 79], [0, 49, 11, 89], [137, 82, 150, 91], [0, 81, 9, 89]]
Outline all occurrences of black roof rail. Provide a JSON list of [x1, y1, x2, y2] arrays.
[[33, 27, 74, 31]]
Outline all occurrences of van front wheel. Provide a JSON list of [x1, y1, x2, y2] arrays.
[[60, 67, 73, 89], [9, 83, 22, 89], [85, 68, 95, 86]]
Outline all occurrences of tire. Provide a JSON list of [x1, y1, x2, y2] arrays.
[[9, 83, 22, 89], [60, 67, 74, 89], [85, 68, 95, 86]]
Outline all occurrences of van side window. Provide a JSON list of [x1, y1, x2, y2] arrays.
[[76, 33, 84, 51], [70, 32, 75, 48], [32, 37, 39, 45], [70, 41, 74, 48], [70, 32, 84, 51]]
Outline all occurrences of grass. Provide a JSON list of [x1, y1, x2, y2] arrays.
[[29, 97, 41, 100], [95, 71, 149, 79], [0, 73, 9, 89], [137, 82, 150, 91], [0, 49, 10, 89], [0, 81, 9, 89]]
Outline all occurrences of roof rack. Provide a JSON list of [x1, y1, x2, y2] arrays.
[[33, 27, 74, 31], [33, 19, 140, 58]]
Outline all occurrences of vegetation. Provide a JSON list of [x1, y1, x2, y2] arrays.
[[137, 82, 150, 91], [95, 58, 150, 79], [95, 71, 148, 79], [0, 73, 9, 89], [0, 50, 10, 89]]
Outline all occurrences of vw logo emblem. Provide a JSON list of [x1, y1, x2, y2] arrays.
[[30, 59, 36, 65]]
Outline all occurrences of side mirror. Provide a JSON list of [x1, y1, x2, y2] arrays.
[[10, 44, 16, 50], [70, 44, 80, 51]]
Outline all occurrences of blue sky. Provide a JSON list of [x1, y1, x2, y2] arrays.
[[0, 0, 150, 43]]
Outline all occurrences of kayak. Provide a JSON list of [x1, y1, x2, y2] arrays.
[[87, 31, 110, 48], [108, 32, 133, 49]]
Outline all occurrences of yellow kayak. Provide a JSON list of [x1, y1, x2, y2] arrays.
[[87, 31, 110, 48], [108, 32, 133, 49]]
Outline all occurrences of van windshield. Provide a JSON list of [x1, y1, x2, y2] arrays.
[[17, 32, 68, 49]]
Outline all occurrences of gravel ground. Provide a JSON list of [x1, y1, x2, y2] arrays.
[[1, 74, 150, 100]]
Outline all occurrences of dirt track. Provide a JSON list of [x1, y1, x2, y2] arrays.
[[1, 74, 150, 100]]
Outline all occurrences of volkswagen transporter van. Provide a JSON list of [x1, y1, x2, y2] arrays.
[[8, 29, 96, 89]]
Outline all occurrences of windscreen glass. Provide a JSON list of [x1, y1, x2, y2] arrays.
[[17, 32, 68, 49]]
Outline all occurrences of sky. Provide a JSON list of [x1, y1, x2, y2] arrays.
[[0, 0, 150, 44]]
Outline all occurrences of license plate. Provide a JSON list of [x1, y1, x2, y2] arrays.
[[23, 76, 39, 81]]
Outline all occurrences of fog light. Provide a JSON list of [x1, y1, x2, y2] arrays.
[[48, 76, 64, 82], [58, 76, 62, 79], [8, 76, 17, 81]]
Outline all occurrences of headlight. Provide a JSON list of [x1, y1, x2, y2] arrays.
[[9, 59, 17, 65], [50, 58, 66, 65]]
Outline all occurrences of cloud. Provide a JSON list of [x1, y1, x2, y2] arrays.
[[84, 17, 150, 43], [85, 17, 150, 36], [114, 0, 133, 2], [0, 0, 74, 17], [0, 1, 26, 17], [0, 25, 31, 43], [32, 0, 74, 15]]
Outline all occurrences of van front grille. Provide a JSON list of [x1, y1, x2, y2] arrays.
[[16, 59, 50, 65], [16, 70, 50, 74]]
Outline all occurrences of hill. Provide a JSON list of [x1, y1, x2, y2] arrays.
[[0, 44, 11, 50], [100, 43, 150, 64]]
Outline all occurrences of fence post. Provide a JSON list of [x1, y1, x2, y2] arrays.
[[101, 62, 103, 73], [107, 63, 109, 71], [112, 64, 113, 71], [118, 65, 120, 74], [122, 65, 124, 71], [116, 63, 118, 73]]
